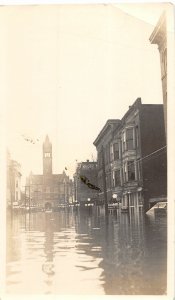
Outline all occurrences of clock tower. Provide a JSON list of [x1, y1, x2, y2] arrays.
[[43, 135, 52, 175]]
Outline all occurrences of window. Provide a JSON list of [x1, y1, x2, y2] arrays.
[[138, 192, 143, 206], [126, 128, 134, 150], [104, 145, 110, 164], [122, 132, 126, 152], [114, 170, 121, 186], [128, 161, 135, 181], [16, 191, 18, 201], [113, 143, 120, 160], [45, 152, 51, 158], [112, 176, 115, 187], [16, 181, 18, 188], [135, 126, 139, 148], [129, 193, 135, 206], [136, 160, 141, 180], [123, 162, 127, 182]]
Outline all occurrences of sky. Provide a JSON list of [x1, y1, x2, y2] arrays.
[[0, 3, 170, 183]]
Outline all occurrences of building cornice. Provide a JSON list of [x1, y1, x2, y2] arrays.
[[149, 11, 166, 47], [93, 119, 121, 147]]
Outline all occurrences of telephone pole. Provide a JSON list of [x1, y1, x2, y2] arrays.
[[101, 145, 108, 217], [24, 185, 31, 211]]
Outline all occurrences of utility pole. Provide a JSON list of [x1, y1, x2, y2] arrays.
[[24, 185, 31, 211], [9, 165, 13, 217], [64, 178, 66, 208], [101, 145, 108, 217], [29, 185, 31, 212], [24, 186, 26, 208]]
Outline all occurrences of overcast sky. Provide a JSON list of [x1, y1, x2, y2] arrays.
[[0, 3, 169, 183]]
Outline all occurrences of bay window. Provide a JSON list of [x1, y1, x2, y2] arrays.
[[128, 160, 135, 181], [114, 169, 121, 186], [113, 143, 120, 160], [126, 128, 134, 150]]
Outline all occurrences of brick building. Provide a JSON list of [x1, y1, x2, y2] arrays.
[[26, 135, 71, 210], [93, 98, 167, 212]]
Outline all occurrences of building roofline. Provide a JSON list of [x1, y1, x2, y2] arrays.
[[93, 119, 121, 146], [93, 98, 163, 144], [120, 98, 142, 125], [114, 100, 163, 135], [149, 11, 166, 45]]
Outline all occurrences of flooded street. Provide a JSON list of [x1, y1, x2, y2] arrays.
[[6, 208, 167, 295]]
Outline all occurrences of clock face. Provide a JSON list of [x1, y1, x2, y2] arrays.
[[45, 152, 51, 158]]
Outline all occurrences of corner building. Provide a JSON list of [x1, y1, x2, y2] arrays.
[[94, 98, 167, 211]]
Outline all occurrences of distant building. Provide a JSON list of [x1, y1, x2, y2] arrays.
[[6, 151, 22, 208], [74, 160, 98, 206], [149, 12, 167, 136], [93, 98, 167, 211], [26, 135, 71, 209]]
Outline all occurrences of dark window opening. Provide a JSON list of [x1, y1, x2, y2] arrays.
[[128, 161, 135, 181], [113, 143, 120, 160], [114, 170, 121, 186], [126, 128, 134, 150]]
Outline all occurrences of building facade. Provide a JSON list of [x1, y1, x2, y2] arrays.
[[6, 151, 22, 208], [149, 12, 167, 136], [93, 120, 121, 203], [94, 98, 167, 212], [26, 135, 71, 209], [74, 160, 98, 206]]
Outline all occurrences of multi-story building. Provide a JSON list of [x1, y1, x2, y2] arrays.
[[93, 120, 121, 203], [149, 12, 167, 136], [6, 151, 22, 208], [94, 98, 167, 212], [74, 160, 98, 206], [26, 135, 71, 210]]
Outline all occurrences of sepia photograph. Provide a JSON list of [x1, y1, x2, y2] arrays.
[[0, 1, 174, 298]]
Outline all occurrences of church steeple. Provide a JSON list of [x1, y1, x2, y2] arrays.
[[43, 135, 52, 175]]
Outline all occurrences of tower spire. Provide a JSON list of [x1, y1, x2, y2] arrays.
[[43, 135, 52, 175]]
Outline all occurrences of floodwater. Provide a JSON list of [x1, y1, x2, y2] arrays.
[[6, 207, 167, 295]]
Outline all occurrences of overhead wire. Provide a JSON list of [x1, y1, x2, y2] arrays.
[[103, 145, 167, 175]]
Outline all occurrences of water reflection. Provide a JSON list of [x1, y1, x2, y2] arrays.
[[6, 207, 167, 295]]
